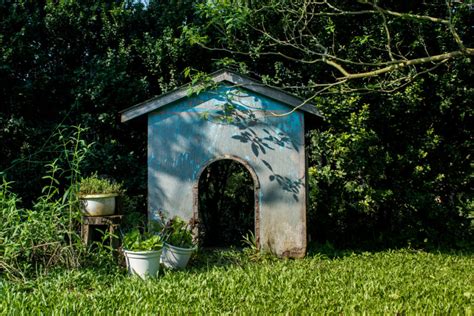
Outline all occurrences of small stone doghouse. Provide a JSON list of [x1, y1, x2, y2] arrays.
[[120, 70, 322, 257]]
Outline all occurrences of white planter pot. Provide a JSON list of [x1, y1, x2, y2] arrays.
[[80, 193, 117, 216], [161, 243, 196, 269], [123, 249, 162, 279]]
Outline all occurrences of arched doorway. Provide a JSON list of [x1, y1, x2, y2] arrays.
[[194, 156, 260, 248]]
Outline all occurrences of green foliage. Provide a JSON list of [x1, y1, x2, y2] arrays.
[[0, 126, 91, 280], [120, 194, 147, 231], [240, 230, 261, 259], [198, 160, 254, 247], [78, 173, 123, 196], [161, 216, 195, 248], [307, 73, 473, 248], [1, 249, 472, 313], [0, 0, 204, 208], [184, 0, 473, 249], [122, 229, 163, 252], [1, 0, 472, 251], [241, 230, 257, 250]]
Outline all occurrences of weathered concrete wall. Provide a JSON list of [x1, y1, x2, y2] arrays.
[[148, 84, 306, 257]]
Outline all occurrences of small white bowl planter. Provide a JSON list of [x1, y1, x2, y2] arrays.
[[80, 193, 118, 216], [161, 243, 197, 269], [123, 249, 162, 279]]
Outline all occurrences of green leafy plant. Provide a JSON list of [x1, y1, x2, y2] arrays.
[[0, 125, 93, 281], [78, 173, 123, 196], [122, 229, 163, 252], [241, 230, 262, 260], [161, 216, 195, 248], [241, 230, 257, 250]]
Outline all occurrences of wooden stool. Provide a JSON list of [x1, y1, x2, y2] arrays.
[[81, 215, 123, 248]]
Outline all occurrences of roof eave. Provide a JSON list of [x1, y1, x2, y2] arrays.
[[120, 70, 323, 122]]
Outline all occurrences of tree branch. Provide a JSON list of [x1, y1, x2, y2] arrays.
[[191, 0, 472, 93], [359, 1, 450, 24], [336, 49, 473, 80]]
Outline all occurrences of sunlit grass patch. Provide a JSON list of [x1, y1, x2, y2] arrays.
[[1, 249, 472, 314]]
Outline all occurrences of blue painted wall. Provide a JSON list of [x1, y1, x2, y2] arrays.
[[147, 84, 306, 257]]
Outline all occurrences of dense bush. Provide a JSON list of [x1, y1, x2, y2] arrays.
[[0, 126, 118, 280], [185, 1, 473, 249], [1, 0, 472, 253], [0, 176, 80, 280], [306, 63, 473, 248], [0, 0, 207, 206]]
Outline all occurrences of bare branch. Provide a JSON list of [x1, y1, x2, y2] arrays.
[[336, 49, 473, 80], [373, 4, 395, 61], [323, 58, 351, 77], [446, 0, 467, 52], [360, 1, 450, 24], [269, 79, 347, 117]]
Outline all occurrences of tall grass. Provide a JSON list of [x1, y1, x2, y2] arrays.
[[0, 125, 94, 280]]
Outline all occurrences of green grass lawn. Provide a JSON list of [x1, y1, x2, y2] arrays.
[[1, 248, 472, 314]]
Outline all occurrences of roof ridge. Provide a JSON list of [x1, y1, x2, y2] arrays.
[[120, 69, 323, 122]]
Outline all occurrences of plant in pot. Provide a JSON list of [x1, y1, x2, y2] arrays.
[[122, 229, 163, 279], [161, 216, 197, 269], [78, 173, 123, 216]]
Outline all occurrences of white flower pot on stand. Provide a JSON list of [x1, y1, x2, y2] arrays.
[[80, 193, 118, 216], [124, 249, 162, 279], [161, 243, 196, 269]]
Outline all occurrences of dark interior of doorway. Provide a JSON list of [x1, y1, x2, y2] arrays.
[[198, 159, 254, 247]]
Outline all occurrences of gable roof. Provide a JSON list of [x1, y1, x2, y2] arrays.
[[120, 69, 323, 122]]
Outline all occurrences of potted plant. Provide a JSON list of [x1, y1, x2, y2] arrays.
[[122, 229, 163, 279], [160, 216, 197, 269], [78, 173, 123, 216]]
